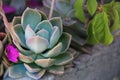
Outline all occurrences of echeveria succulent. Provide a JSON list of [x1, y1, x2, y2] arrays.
[[4, 8, 73, 80], [0, 32, 7, 76]]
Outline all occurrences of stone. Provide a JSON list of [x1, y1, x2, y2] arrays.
[[48, 31, 120, 80]]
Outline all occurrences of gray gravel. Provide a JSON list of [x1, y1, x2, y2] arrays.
[[42, 31, 120, 80]]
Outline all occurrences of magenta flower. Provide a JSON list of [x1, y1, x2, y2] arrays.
[[6, 44, 19, 63], [3, 5, 16, 14]]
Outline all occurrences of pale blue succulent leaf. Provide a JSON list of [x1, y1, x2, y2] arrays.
[[24, 63, 41, 73], [36, 29, 49, 40], [19, 53, 37, 63], [26, 69, 46, 80], [35, 20, 53, 35], [48, 26, 61, 48], [4, 67, 34, 80], [26, 36, 49, 54], [50, 17, 63, 34], [35, 58, 55, 68], [25, 25, 36, 40], [48, 65, 64, 75], [42, 42, 62, 57], [13, 41, 34, 56], [54, 53, 73, 65], [35, 55, 55, 67], [8, 64, 27, 78], [21, 8, 41, 30], [59, 32, 72, 53], [13, 24, 27, 48]]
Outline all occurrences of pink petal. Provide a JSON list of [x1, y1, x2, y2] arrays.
[[6, 44, 19, 63]]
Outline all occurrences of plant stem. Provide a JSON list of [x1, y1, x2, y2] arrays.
[[48, 0, 55, 19], [0, 0, 12, 34], [0, 0, 19, 45]]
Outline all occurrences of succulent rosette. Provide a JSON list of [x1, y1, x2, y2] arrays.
[[4, 8, 73, 80]]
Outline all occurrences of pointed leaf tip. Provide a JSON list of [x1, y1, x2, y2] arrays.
[[59, 32, 72, 53], [49, 26, 61, 48], [87, 0, 98, 15], [50, 17, 63, 34], [24, 63, 41, 73], [25, 24, 36, 40], [42, 42, 62, 57], [26, 69, 46, 80], [35, 58, 55, 67]]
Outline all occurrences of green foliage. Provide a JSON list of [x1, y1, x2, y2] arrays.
[[74, 0, 86, 23], [102, 1, 120, 31], [87, 0, 98, 15], [111, 9, 120, 31], [73, 0, 120, 45], [112, 2, 120, 30], [87, 12, 114, 45]]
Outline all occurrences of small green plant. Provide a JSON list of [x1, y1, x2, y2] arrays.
[[74, 0, 120, 45]]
